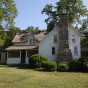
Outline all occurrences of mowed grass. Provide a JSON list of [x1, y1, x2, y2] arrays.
[[0, 66, 88, 88]]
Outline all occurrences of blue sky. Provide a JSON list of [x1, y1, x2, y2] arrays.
[[15, 0, 88, 30]]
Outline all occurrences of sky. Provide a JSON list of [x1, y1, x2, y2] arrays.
[[15, 0, 88, 30]]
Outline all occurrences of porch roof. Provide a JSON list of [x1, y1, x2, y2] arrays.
[[6, 45, 38, 51]]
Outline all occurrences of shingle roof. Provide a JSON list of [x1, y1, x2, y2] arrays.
[[12, 32, 46, 43], [35, 32, 46, 42], [12, 34, 23, 43], [6, 32, 46, 51]]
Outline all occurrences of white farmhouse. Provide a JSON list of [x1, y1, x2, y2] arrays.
[[39, 24, 81, 61], [6, 32, 46, 64], [6, 25, 81, 64]]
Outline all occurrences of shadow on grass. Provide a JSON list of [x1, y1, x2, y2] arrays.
[[6, 64, 55, 72], [0, 64, 88, 73]]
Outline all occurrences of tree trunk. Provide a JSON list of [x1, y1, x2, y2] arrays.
[[57, 14, 72, 62]]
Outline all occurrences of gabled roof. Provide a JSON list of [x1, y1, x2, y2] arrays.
[[12, 32, 46, 43], [6, 32, 46, 50], [35, 32, 46, 42], [12, 34, 23, 43]]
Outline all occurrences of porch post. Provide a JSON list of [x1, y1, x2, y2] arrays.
[[26, 50, 28, 64], [26, 50, 27, 57], [20, 50, 21, 64], [7, 52, 8, 59], [6, 52, 8, 64]]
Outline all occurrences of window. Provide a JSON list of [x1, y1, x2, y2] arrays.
[[74, 46, 78, 56], [72, 38, 75, 43], [30, 39, 33, 44], [52, 47, 55, 55], [8, 51, 20, 58], [53, 35, 57, 43], [29, 38, 35, 45]]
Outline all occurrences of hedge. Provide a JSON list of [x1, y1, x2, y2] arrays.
[[29, 54, 48, 68], [57, 63, 69, 72], [42, 61, 57, 71]]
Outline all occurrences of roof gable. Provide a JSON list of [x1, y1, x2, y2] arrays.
[[12, 32, 46, 45]]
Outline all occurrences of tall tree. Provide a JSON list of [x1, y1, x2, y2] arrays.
[[0, 0, 17, 29], [42, 0, 88, 61], [81, 31, 88, 58], [81, 17, 88, 30], [0, 0, 17, 48], [81, 17, 88, 58], [42, 0, 88, 32]]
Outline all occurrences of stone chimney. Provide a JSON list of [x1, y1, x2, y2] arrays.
[[57, 8, 72, 62]]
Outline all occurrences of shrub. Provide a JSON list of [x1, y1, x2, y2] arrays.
[[42, 61, 57, 71], [29, 54, 48, 68], [39, 56, 48, 63], [68, 60, 87, 72], [79, 57, 88, 63], [79, 57, 88, 72], [57, 63, 69, 72], [85, 63, 88, 71], [81, 61, 88, 72]]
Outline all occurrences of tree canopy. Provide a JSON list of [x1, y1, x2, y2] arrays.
[[25, 26, 42, 33], [0, 0, 17, 48], [0, 0, 17, 29], [42, 0, 88, 32]]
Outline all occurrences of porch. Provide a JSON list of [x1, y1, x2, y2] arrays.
[[6, 46, 38, 65]]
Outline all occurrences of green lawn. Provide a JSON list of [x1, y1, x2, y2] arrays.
[[0, 65, 88, 88]]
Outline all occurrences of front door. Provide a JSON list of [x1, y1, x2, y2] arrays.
[[21, 50, 26, 64]]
